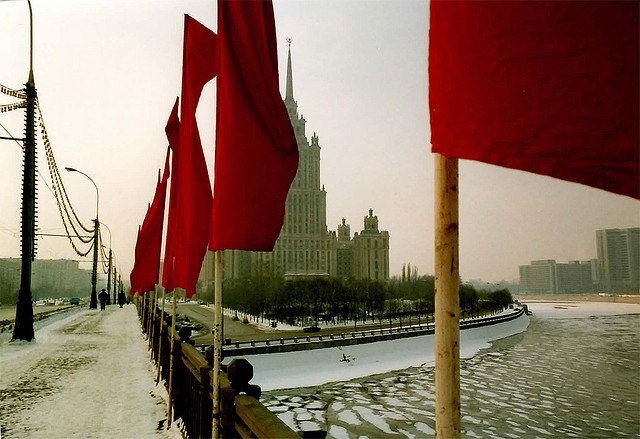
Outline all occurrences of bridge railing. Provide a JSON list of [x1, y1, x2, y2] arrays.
[[136, 293, 300, 439]]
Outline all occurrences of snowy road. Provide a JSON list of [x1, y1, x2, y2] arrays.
[[0, 305, 175, 439]]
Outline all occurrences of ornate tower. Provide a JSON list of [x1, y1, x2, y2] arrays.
[[253, 40, 336, 277], [353, 209, 390, 281]]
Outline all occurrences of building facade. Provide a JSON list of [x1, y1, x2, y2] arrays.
[[596, 228, 639, 293], [0, 258, 92, 302], [200, 44, 390, 286], [352, 209, 390, 281], [519, 259, 595, 295], [519, 260, 557, 295], [519, 227, 639, 295]]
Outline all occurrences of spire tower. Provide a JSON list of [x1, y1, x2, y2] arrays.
[[285, 38, 295, 105]]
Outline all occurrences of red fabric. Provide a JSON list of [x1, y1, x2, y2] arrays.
[[130, 145, 170, 295], [161, 98, 180, 293], [162, 15, 218, 296], [429, 1, 639, 199], [210, 0, 299, 251]]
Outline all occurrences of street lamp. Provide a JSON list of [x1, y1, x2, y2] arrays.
[[12, 0, 37, 341], [101, 222, 113, 305], [65, 167, 99, 309]]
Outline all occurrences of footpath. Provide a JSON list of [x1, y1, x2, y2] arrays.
[[0, 305, 178, 439]]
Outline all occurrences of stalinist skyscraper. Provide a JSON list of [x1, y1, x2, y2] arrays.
[[252, 40, 336, 276], [201, 42, 389, 284]]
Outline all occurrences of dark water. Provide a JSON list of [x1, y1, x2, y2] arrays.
[[264, 313, 640, 438]]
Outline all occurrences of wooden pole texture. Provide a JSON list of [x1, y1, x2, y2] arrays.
[[149, 288, 157, 357], [156, 288, 166, 383], [167, 291, 177, 426], [434, 153, 460, 438], [212, 251, 223, 438]]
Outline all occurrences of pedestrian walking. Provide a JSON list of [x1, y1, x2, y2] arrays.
[[98, 289, 108, 310], [118, 290, 126, 308]]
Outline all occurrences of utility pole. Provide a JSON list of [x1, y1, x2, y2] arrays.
[[90, 219, 99, 309], [65, 167, 99, 309], [108, 249, 113, 304], [12, 0, 37, 341], [113, 264, 117, 299]]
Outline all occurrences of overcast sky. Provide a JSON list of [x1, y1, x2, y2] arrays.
[[0, 0, 637, 285]]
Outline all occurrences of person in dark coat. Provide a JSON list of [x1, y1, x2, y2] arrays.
[[98, 289, 108, 310], [117, 290, 126, 308]]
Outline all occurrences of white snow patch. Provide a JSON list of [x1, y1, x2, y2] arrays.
[[337, 409, 361, 425], [525, 301, 639, 319], [352, 406, 394, 434], [328, 424, 350, 439], [240, 309, 530, 391], [415, 422, 435, 435], [0, 306, 180, 438]]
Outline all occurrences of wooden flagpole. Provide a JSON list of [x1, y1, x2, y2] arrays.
[[212, 250, 223, 438], [156, 287, 166, 383], [434, 153, 461, 438], [149, 288, 157, 356], [167, 290, 178, 426]]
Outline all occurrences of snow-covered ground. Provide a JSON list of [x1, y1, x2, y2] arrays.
[[0, 305, 182, 439]]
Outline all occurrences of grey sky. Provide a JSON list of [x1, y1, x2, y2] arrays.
[[0, 0, 637, 284]]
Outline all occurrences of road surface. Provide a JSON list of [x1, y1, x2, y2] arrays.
[[175, 303, 421, 346]]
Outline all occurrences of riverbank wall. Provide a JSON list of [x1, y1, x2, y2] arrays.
[[224, 306, 526, 357], [232, 306, 530, 391]]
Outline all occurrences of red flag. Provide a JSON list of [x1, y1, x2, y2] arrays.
[[429, 1, 639, 199], [210, 0, 299, 251], [130, 146, 170, 295], [161, 98, 180, 293], [162, 15, 217, 297]]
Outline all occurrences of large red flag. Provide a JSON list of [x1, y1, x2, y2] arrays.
[[162, 15, 217, 296], [161, 98, 180, 293], [429, 1, 639, 199], [210, 0, 299, 251], [130, 145, 170, 295]]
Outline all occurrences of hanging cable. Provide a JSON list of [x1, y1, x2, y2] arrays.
[[0, 101, 27, 113], [35, 98, 94, 257], [1, 119, 58, 203], [0, 83, 27, 99]]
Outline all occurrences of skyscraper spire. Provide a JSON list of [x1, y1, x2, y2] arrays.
[[285, 38, 294, 104]]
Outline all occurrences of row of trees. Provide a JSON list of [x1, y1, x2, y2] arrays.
[[213, 273, 513, 328]]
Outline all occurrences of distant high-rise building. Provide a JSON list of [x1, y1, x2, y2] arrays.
[[519, 260, 557, 295], [596, 228, 640, 293], [554, 260, 595, 294], [0, 258, 92, 300], [200, 43, 390, 285], [519, 227, 640, 295], [519, 259, 594, 295]]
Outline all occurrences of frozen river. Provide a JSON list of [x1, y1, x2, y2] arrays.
[[263, 302, 640, 438]]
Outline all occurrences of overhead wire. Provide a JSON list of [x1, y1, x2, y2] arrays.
[[2, 84, 98, 259]]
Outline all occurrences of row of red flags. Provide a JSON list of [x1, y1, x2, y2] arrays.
[[131, 0, 638, 297], [130, 1, 298, 296]]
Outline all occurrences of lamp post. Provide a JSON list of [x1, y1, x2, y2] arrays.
[[101, 223, 113, 305], [12, 0, 37, 341], [65, 167, 99, 309]]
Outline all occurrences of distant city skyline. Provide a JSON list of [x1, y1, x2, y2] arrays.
[[1, 1, 638, 286]]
